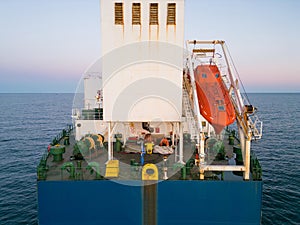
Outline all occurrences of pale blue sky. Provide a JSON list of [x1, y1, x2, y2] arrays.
[[0, 0, 299, 93]]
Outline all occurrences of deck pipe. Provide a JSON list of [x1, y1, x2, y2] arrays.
[[61, 162, 75, 179], [86, 162, 101, 179]]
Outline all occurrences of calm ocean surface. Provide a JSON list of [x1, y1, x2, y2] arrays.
[[0, 93, 299, 225]]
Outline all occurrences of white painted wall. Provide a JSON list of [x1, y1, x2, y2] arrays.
[[100, 0, 185, 122], [84, 75, 102, 109], [100, 0, 185, 54]]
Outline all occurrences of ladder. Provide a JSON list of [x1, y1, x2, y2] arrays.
[[182, 83, 199, 141], [249, 114, 263, 140]]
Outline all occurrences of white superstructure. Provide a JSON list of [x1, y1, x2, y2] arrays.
[[74, 0, 187, 163], [100, 0, 184, 122]]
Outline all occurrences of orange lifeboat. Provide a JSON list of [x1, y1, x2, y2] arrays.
[[194, 65, 236, 134]]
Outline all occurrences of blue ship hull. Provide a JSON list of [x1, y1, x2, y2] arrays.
[[38, 180, 262, 225]]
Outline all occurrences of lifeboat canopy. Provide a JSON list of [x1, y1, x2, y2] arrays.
[[194, 64, 236, 134]]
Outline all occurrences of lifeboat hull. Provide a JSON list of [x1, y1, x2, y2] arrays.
[[194, 65, 236, 134]]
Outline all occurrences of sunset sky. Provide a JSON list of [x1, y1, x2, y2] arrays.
[[0, 0, 299, 93]]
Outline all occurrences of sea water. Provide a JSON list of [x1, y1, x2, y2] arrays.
[[0, 93, 299, 225]]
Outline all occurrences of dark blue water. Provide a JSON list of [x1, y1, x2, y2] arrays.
[[249, 93, 300, 225], [0, 93, 299, 225]]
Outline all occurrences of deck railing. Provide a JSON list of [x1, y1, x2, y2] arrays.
[[72, 108, 103, 120], [37, 124, 74, 180]]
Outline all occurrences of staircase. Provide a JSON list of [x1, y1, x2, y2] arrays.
[[182, 82, 199, 141]]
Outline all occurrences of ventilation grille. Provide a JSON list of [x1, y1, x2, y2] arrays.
[[167, 3, 176, 25], [132, 3, 141, 25], [149, 3, 158, 25], [115, 3, 123, 25]]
